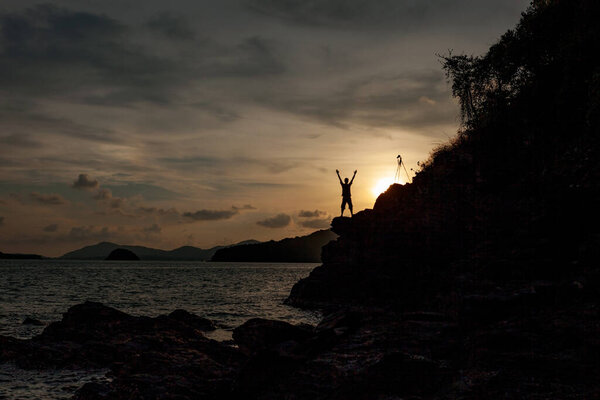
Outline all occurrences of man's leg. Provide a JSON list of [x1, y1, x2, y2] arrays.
[[349, 198, 353, 217], [340, 199, 345, 216]]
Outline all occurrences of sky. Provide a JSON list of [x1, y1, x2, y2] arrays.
[[0, 0, 530, 256]]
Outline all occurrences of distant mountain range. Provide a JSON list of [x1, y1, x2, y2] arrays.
[[0, 251, 44, 259], [211, 229, 338, 263], [60, 240, 259, 261], [3, 229, 337, 262]]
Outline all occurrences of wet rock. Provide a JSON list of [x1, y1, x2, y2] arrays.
[[22, 317, 44, 326], [232, 318, 313, 355], [1, 302, 244, 399], [168, 309, 216, 331]]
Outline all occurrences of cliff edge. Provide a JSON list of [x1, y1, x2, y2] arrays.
[[287, 0, 600, 311]]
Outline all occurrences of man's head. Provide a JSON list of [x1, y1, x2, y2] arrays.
[[344, 178, 349, 183]]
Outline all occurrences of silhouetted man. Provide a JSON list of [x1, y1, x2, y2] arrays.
[[336, 169, 357, 217]]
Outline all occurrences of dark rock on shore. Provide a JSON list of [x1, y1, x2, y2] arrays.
[[0, 302, 244, 399], [233, 318, 313, 355], [22, 317, 44, 326], [0, 303, 462, 399], [2, 298, 599, 399]]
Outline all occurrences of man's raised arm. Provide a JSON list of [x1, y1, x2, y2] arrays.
[[336, 169, 343, 184], [350, 170, 357, 184]]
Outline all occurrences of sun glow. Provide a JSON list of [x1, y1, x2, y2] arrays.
[[372, 177, 396, 197]]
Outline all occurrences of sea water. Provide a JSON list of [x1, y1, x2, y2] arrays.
[[0, 260, 320, 399]]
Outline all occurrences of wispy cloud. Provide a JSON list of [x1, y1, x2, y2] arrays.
[[256, 213, 291, 228], [183, 209, 239, 221], [42, 224, 58, 232], [72, 174, 99, 190], [30, 192, 68, 205]]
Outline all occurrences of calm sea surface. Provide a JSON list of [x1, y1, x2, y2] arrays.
[[0, 260, 321, 399]]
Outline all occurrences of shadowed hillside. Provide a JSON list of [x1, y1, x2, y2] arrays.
[[212, 230, 337, 263]]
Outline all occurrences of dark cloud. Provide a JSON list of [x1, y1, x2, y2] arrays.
[[72, 174, 99, 190], [298, 209, 327, 218], [30, 192, 67, 205], [183, 209, 239, 221], [247, 0, 522, 30], [104, 183, 180, 201], [0, 133, 42, 148], [137, 206, 179, 216], [0, 108, 118, 143], [299, 218, 331, 229], [258, 70, 455, 130], [67, 225, 115, 241], [232, 204, 257, 211], [0, 5, 286, 110], [256, 213, 291, 228], [91, 188, 128, 211], [145, 12, 195, 40], [247, 0, 408, 27], [108, 198, 124, 209], [0, 4, 173, 103], [143, 223, 162, 234], [159, 155, 301, 174], [220, 36, 285, 77], [42, 223, 58, 232]]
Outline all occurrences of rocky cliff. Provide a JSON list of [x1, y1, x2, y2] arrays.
[[287, 0, 600, 311]]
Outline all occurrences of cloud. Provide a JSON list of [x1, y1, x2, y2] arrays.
[[92, 188, 123, 209], [0, 134, 42, 148], [299, 218, 331, 229], [0, 5, 286, 110], [246, 0, 439, 28], [43, 224, 58, 232], [232, 204, 257, 211], [183, 209, 239, 221], [255, 70, 456, 131], [256, 213, 291, 228], [93, 188, 113, 200], [247, 0, 523, 30], [137, 206, 179, 217], [0, 108, 118, 143], [143, 224, 162, 234], [298, 209, 327, 218], [159, 155, 301, 174], [72, 174, 99, 190], [145, 12, 195, 40], [67, 225, 116, 242], [30, 192, 67, 205]]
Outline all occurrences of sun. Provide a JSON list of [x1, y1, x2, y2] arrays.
[[372, 177, 396, 197]]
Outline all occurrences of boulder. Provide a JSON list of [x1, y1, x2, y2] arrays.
[[233, 318, 314, 355], [22, 317, 44, 326]]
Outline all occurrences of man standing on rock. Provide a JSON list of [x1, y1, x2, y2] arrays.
[[336, 169, 357, 217]]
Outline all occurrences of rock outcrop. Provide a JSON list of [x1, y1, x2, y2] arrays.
[[283, 1, 600, 398], [0, 302, 242, 399]]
